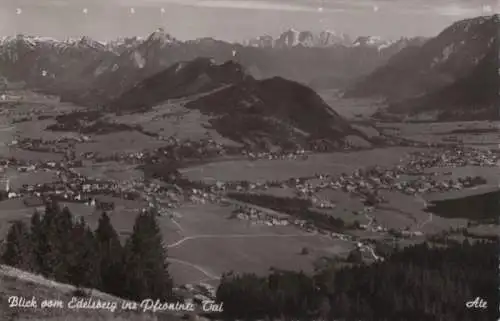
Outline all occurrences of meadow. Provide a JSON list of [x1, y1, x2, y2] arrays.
[[180, 147, 422, 183], [161, 203, 354, 285]]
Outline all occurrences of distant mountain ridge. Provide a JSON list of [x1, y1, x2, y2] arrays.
[[346, 14, 500, 121], [0, 34, 118, 92], [344, 14, 499, 101], [244, 29, 427, 51], [386, 45, 499, 121], [0, 28, 425, 105], [244, 29, 352, 48]]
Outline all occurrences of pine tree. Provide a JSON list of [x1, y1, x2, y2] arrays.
[[68, 217, 100, 288], [95, 212, 123, 295], [51, 206, 75, 282], [30, 210, 44, 273], [37, 200, 62, 278], [1, 220, 34, 271], [122, 210, 172, 301]]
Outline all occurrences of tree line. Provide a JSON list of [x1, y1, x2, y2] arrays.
[[227, 192, 349, 231], [216, 240, 499, 321], [0, 200, 173, 302], [1, 199, 498, 321]]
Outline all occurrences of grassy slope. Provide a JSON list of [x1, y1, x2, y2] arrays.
[[0, 265, 181, 321]]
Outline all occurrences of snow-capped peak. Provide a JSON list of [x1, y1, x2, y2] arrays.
[[353, 36, 383, 46], [278, 28, 303, 47], [77, 36, 105, 48], [0, 34, 38, 48], [146, 28, 177, 46], [245, 34, 274, 47], [285, 28, 299, 34], [244, 29, 353, 48], [352, 35, 394, 50], [318, 30, 351, 46]]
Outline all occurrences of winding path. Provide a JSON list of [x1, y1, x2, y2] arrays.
[[166, 233, 320, 249], [171, 219, 184, 232], [414, 194, 433, 229], [165, 231, 344, 282], [166, 257, 221, 281], [0, 124, 13, 130], [418, 213, 433, 229]]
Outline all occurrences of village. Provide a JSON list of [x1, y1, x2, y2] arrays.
[[1, 139, 497, 219], [1, 136, 497, 269]]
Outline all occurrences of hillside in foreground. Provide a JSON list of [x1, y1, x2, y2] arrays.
[[0, 265, 182, 321]]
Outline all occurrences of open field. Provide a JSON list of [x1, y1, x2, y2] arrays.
[[168, 233, 352, 285], [181, 147, 423, 183], [74, 132, 165, 156], [72, 162, 144, 182], [311, 188, 465, 233], [4, 149, 64, 162], [113, 102, 241, 146], [423, 166, 500, 185], [9, 171, 59, 190], [377, 121, 500, 150], [160, 203, 353, 285], [0, 120, 15, 155], [467, 224, 500, 237]]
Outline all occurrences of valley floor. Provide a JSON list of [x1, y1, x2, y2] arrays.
[[0, 92, 498, 314]]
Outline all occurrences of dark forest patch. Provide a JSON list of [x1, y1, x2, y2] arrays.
[[426, 189, 500, 222]]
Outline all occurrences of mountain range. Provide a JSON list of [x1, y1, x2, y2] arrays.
[[345, 14, 498, 99], [0, 14, 496, 129], [244, 29, 427, 51], [244, 29, 353, 48], [344, 14, 499, 121], [0, 28, 426, 106], [385, 44, 499, 121]]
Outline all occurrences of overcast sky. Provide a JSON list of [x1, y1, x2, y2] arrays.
[[1, 0, 498, 41]]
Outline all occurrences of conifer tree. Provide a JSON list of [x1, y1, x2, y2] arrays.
[[95, 212, 123, 295], [68, 217, 100, 289], [30, 210, 44, 273], [37, 200, 61, 277], [51, 206, 75, 282], [1, 220, 34, 271], [122, 209, 172, 301]]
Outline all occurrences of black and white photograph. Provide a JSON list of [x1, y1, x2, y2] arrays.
[[0, 0, 498, 320]]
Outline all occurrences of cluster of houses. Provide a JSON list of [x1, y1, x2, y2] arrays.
[[15, 135, 91, 152], [77, 139, 310, 167], [182, 147, 497, 250], [229, 202, 363, 244], [229, 200, 386, 260], [284, 148, 494, 207], [199, 147, 495, 215], [0, 158, 183, 213], [409, 147, 498, 168], [231, 205, 290, 227], [243, 149, 308, 161]]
